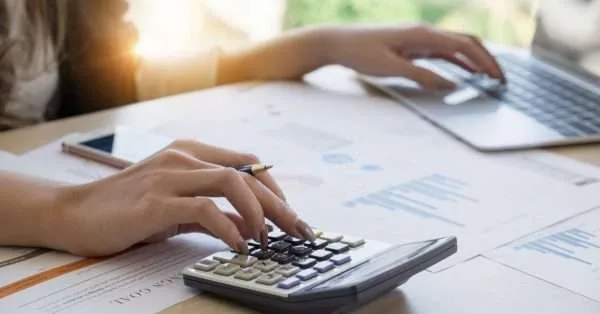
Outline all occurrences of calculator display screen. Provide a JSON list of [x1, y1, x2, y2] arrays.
[[304, 240, 438, 292]]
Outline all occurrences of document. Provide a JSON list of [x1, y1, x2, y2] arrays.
[[153, 99, 600, 271], [487, 207, 600, 302], [0, 235, 225, 314]]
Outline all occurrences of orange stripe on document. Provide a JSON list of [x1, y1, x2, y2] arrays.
[[0, 258, 104, 299]]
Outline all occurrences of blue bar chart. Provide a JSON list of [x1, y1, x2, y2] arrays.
[[515, 228, 600, 265], [343, 174, 477, 227], [488, 209, 600, 302]]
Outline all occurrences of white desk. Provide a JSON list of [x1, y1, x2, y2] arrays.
[[1, 67, 599, 314]]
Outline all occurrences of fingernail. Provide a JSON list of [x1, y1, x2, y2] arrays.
[[260, 226, 269, 249], [295, 220, 316, 242], [236, 237, 249, 255]]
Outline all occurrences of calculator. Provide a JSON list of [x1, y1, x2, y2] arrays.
[[183, 229, 457, 314]]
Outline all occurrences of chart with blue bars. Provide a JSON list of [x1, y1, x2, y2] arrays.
[[343, 174, 477, 227], [515, 228, 600, 265]]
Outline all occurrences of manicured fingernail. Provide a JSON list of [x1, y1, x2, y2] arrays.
[[296, 220, 316, 242], [260, 227, 269, 249], [236, 237, 249, 255]]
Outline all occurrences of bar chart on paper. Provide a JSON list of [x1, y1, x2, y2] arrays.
[[488, 208, 600, 302], [343, 174, 478, 228]]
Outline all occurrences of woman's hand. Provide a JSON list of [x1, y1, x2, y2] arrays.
[[44, 140, 315, 257], [325, 24, 505, 89], [219, 24, 505, 90]]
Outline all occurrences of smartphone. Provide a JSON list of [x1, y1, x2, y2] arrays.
[[61, 127, 173, 169]]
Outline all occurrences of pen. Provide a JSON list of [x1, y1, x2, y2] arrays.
[[235, 163, 273, 176]]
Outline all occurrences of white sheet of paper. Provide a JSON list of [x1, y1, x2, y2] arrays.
[[152, 91, 600, 271], [487, 207, 600, 302], [0, 235, 225, 314], [355, 257, 600, 314]]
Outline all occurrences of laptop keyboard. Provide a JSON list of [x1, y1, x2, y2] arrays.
[[431, 55, 600, 137]]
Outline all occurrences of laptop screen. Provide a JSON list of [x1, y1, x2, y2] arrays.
[[533, 0, 600, 80]]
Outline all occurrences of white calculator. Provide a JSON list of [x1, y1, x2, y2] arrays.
[[183, 228, 457, 313]]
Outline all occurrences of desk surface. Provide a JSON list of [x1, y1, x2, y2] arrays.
[[1, 67, 599, 314]]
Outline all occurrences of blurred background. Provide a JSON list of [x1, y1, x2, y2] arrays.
[[128, 0, 538, 59]]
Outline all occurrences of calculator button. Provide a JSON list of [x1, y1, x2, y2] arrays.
[[284, 236, 305, 245], [305, 238, 328, 250], [296, 269, 318, 281], [319, 232, 343, 242], [310, 250, 333, 261], [247, 239, 261, 248], [234, 268, 262, 281], [325, 243, 350, 254], [341, 236, 365, 248], [289, 245, 313, 257], [193, 259, 220, 272], [278, 277, 301, 289], [276, 265, 301, 277], [269, 241, 292, 252], [292, 257, 317, 269], [254, 260, 279, 272], [271, 253, 296, 264], [213, 252, 258, 267], [330, 254, 351, 266], [256, 273, 284, 285], [214, 263, 241, 276], [268, 230, 287, 241], [314, 261, 335, 273], [251, 249, 276, 260]]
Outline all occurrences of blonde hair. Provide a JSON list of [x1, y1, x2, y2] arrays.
[[0, 0, 68, 110]]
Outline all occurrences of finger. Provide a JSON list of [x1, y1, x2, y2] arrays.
[[167, 140, 288, 201], [443, 32, 505, 81], [428, 52, 479, 74], [167, 197, 249, 254], [396, 58, 456, 90], [451, 32, 506, 83], [163, 168, 265, 241], [241, 174, 316, 241]]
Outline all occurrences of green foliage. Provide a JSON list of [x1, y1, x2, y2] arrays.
[[284, 0, 536, 46]]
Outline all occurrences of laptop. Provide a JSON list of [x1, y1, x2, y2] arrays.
[[361, 1, 600, 151]]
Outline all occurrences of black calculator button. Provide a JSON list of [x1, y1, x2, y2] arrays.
[[310, 250, 333, 261], [289, 245, 313, 257], [268, 230, 287, 241], [251, 249, 275, 260], [325, 243, 350, 254], [269, 241, 292, 252], [305, 238, 328, 250], [284, 236, 305, 245], [330, 254, 351, 266], [271, 253, 296, 264], [247, 239, 261, 248], [292, 257, 317, 269], [296, 269, 318, 281], [314, 261, 335, 273], [256, 273, 284, 285]]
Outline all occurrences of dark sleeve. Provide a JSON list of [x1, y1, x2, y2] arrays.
[[57, 0, 139, 118]]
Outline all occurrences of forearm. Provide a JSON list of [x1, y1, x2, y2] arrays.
[[0, 172, 66, 248], [217, 26, 337, 84]]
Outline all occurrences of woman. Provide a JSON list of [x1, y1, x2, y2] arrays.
[[0, 0, 504, 257]]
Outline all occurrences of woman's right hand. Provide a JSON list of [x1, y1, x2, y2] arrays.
[[46, 140, 315, 257]]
